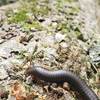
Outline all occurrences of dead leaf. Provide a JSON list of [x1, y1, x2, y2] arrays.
[[10, 81, 26, 100]]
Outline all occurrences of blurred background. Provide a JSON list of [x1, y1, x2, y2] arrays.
[[0, 0, 17, 6]]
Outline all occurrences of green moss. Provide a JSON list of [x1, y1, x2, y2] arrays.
[[8, 10, 28, 23], [56, 0, 80, 14], [57, 0, 78, 3], [8, 0, 50, 24], [22, 21, 43, 31], [64, 0, 78, 2], [31, 3, 50, 16], [7, 6, 43, 30], [67, 7, 80, 14], [57, 22, 70, 33], [6, 0, 81, 36]]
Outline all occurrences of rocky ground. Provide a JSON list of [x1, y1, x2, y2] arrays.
[[0, 0, 100, 100]]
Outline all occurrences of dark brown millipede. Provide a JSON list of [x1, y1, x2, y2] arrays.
[[26, 66, 99, 100]]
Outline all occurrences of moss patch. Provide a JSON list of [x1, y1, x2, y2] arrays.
[[8, 10, 28, 23]]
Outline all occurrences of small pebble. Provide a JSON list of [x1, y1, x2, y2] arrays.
[[63, 82, 70, 90], [55, 33, 65, 42]]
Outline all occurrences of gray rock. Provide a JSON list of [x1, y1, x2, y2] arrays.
[[42, 18, 52, 27], [0, 38, 26, 58], [89, 45, 100, 62], [44, 47, 57, 59], [0, 65, 8, 80], [2, 24, 10, 32], [42, 35, 55, 47], [60, 42, 68, 48], [55, 33, 65, 42]]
